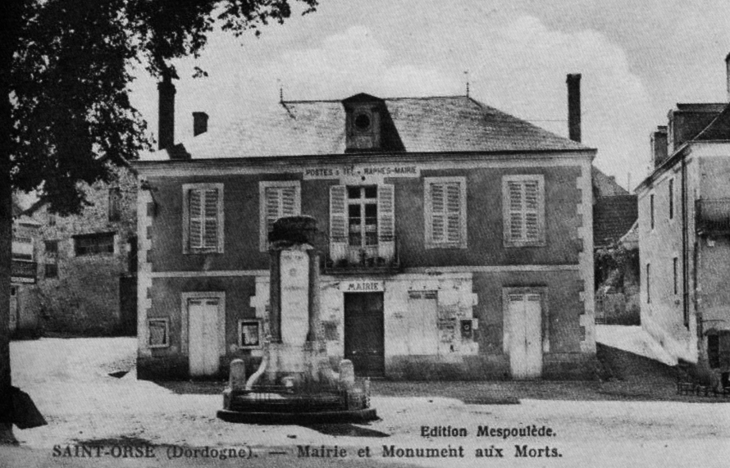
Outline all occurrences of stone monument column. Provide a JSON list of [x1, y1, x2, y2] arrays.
[[265, 216, 328, 384]]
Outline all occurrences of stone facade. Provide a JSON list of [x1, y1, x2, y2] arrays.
[[637, 95, 730, 371], [22, 164, 138, 335]]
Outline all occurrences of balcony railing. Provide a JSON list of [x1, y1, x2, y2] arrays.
[[696, 198, 730, 235], [324, 236, 400, 274], [11, 260, 37, 284]]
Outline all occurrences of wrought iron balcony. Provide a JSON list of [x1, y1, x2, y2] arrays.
[[11, 260, 37, 284], [324, 236, 400, 274], [696, 198, 730, 235]]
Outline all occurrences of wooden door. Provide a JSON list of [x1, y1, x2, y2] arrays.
[[344, 293, 384, 377], [509, 293, 542, 379], [188, 298, 220, 376]]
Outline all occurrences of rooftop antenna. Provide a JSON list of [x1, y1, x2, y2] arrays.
[[464, 70, 470, 97]]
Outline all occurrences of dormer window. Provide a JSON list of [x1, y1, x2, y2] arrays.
[[354, 112, 372, 132], [343, 93, 384, 152]]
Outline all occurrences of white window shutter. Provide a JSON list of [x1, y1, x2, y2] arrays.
[[329, 185, 348, 262], [378, 184, 395, 260]]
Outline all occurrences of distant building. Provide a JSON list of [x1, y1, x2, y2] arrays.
[[592, 170, 639, 324], [592, 167, 630, 199], [636, 54, 730, 370], [132, 74, 597, 381], [21, 164, 138, 336]]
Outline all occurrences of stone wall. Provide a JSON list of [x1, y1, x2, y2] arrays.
[[28, 164, 138, 335]]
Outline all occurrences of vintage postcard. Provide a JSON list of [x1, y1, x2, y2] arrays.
[[2, 1, 730, 467]]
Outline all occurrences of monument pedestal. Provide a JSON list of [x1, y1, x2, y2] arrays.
[[218, 216, 376, 424]]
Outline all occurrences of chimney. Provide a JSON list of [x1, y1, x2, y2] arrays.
[[651, 126, 668, 167], [193, 112, 208, 136], [567, 74, 582, 142], [158, 73, 176, 150], [725, 52, 730, 102]]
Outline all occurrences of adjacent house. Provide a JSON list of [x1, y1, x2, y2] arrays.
[[19, 163, 139, 336], [636, 54, 730, 370], [10, 198, 42, 337], [133, 74, 596, 381]]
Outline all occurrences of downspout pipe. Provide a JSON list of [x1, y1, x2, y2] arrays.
[[682, 155, 689, 332]]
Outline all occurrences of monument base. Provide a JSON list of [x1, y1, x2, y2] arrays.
[[216, 408, 377, 424]]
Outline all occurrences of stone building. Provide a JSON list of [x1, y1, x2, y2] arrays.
[[21, 163, 139, 335], [10, 198, 42, 336], [133, 75, 596, 381], [636, 54, 730, 371]]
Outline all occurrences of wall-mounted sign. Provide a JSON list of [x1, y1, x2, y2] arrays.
[[340, 280, 384, 292], [303, 164, 420, 180]]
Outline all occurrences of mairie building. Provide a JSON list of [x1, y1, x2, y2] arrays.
[[133, 77, 596, 381]]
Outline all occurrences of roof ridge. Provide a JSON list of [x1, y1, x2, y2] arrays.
[[282, 94, 470, 105]]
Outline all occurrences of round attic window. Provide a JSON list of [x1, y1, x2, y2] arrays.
[[354, 113, 371, 131]]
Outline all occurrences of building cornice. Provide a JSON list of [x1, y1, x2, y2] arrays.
[[132, 149, 596, 177]]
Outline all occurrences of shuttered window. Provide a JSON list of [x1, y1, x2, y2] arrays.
[[502, 175, 545, 246], [259, 181, 301, 251], [424, 177, 467, 249], [183, 183, 224, 254], [329, 184, 396, 262]]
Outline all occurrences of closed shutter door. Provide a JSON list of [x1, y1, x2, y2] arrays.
[[330, 185, 348, 262], [378, 184, 395, 261]]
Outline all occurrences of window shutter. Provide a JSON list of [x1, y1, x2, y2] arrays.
[[259, 182, 300, 251], [378, 184, 395, 260], [281, 187, 297, 217], [504, 176, 544, 245], [425, 178, 466, 248], [203, 189, 219, 249], [265, 187, 280, 236], [431, 183, 445, 243], [524, 181, 539, 241], [329, 185, 348, 262], [507, 181, 523, 242], [189, 189, 203, 250], [446, 183, 461, 243]]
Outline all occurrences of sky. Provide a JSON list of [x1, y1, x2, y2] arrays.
[[129, 0, 730, 191]]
